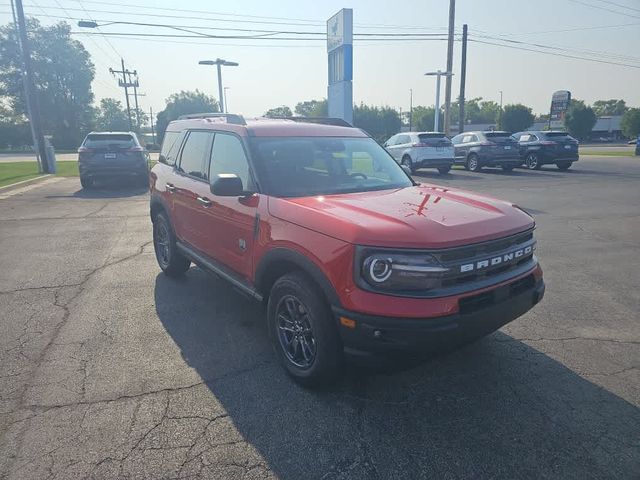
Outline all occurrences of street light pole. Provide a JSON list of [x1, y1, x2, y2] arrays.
[[425, 70, 454, 132], [199, 59, 239, 113], [499, 90, 503, 128], [224, 87, 230, 113], [409, 88, 413, 131]]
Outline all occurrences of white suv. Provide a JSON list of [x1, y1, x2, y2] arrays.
[[384, 132, 454, 174]]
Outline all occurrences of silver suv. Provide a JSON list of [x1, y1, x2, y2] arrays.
[[383, 132, 454, 174]]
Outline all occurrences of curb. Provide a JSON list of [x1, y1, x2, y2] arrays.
[[0, 174, 52, 193]]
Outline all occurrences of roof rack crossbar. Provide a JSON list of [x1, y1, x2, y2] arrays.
[[268, 116, 353, 128], [177, 113, 246, 125]]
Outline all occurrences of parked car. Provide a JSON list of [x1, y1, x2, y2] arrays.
[[513, 131, 579, 170], [78, 132, 149, 188], [383, 132, 454, 174], [150, 114, 544, 386], [450, 131, 522, 172], [636, 135, 640, 155]]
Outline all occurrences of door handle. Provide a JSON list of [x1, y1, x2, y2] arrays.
[[165, 183, 176, 192], [197, 196, 211, 207]]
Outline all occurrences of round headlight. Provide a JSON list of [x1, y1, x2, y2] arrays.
[[367, 257, 393, 283]]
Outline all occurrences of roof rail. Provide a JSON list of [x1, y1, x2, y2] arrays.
[[268, 116, 353, 128], [177, 113, 246, 125]]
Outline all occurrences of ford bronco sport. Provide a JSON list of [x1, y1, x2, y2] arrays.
[[150, 114, 545, 386]]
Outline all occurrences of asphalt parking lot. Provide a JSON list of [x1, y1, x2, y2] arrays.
[[1, 156, 638, 479]]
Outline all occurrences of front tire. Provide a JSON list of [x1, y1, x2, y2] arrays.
[[437, 166, 451, 174], [526, 152, 542, 170], [153, 212, 190, 277], [557, 162, 572, 171], [268, 272, 343, 387], [466, 154, 481, 172], [401, 156, 416, 174]]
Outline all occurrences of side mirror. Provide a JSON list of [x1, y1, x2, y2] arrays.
[[211, 173, 243, 196], [401, 165, 412, 176]]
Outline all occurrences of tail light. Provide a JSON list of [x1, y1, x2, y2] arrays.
[[127, 146, 144, 152], [480, 141, 496, 146], [78, 146, 91, 153], [411, 143, 429, 147]]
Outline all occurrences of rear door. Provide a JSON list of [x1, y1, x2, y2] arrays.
[[385, 135, 400, 161], [202, 132, 259, 280], [171, 130, 215, 251]]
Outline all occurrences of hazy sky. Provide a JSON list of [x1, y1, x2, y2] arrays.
[[2, 0, 639, 117]]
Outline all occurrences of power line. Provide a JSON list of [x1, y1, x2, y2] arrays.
[[478, 22, 640, 36], [73, 0, 123, 59], [470, 38, 640, 69], [591, 0, 640, 13], [566, 0, 640, 19]]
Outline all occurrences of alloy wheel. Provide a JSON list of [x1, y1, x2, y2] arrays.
[[154, 220, 171, 268], [275, 295, 317, 369]]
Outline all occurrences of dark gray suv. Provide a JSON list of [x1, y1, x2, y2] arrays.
[[78, 132, 149, 188], [451, 131, 522, 172]]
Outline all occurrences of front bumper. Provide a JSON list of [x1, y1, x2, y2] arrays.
[[333, 276, 544, 356]]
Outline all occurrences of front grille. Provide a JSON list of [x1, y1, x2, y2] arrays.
[[459, 274, 535, 314], [433, 229, 536, 288]]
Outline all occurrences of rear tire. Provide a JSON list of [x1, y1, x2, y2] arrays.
[[437, 166, 451, 174], [466, 154, 481, 172], [267, 272, 343, 387], [153, 212, 191, 277], [557, 162, 572, 171], [526, 152, 542, 170], [80, 175, 93, 189], [401, 155, 417, 174]]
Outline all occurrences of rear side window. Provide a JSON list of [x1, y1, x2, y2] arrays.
[[397, 135, 411, 145], [160, 131, 183, 166], [83, 134, 135, 149], [209, 133, 253, 190], [178, 131, 213, 180]]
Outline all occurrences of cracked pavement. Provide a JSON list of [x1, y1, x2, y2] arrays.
[[0, 157, 639, 479]]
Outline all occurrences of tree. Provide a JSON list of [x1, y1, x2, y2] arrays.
[[353, 104, 400, 143], [0, 19, 95, 148], [156, 90, 219, 142], [450, 97, 501, 126], [294, 99, 328, 117], [499, 104, 534, 132], [95, 98, 129, 131], [564, 99, 597, 140], [621, 108, 640, 138], [265, 105, 292, 117], [411, 106, 437, 132], [592, 99, 628, 116]]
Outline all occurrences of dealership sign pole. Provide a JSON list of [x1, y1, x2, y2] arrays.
[[327, 9, 353, 124]]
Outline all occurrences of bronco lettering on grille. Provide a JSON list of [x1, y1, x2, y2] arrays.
[[460, 245, 533, 273]]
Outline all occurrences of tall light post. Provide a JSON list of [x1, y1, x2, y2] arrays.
[[198, 59, 238, 114], [223, 87, 230, 113], [425, 70, 454, 132], [499, 90, 504, 128], [409, 88, 413, 131]]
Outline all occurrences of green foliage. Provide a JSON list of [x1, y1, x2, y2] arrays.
[[0, 103, 31, 148], [620, 108, 640, 138], [410, 106, 437, 132], [353, 104, 400, 143], [499, 104, 534, 132], [564, 99, 597, 140], [294, 99, 328, 117], [156, 90, 219, 143], [265, 105, 292, 117], [95, 98, 129, 132], [592, 99, 628, 116], [450, 97, 501, 125], [0, 18, 95, 148]]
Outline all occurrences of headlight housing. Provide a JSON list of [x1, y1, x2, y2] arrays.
[[358, 249, 449, 292]]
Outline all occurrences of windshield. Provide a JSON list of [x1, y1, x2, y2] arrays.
[[249, 136, 412, 197]]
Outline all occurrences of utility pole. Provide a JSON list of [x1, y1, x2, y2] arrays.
[[109, 59, 134, 131], [443, 0, 456, 136], [458, 24, 468, 134], [13, 0, 49, 173], [499, 90, 504, 128], [129, 70, 141, 131], [150, 107, 155, 144], [409, 90, 414, 130]]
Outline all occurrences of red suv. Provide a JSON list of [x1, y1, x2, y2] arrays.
[[150, 114, 545, 386]]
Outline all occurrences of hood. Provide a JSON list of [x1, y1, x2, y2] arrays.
[[268, 184, 534, 249]]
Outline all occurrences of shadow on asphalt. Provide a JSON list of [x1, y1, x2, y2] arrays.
[[154, 269, 639, 479], [46, 177, 148, 199]]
